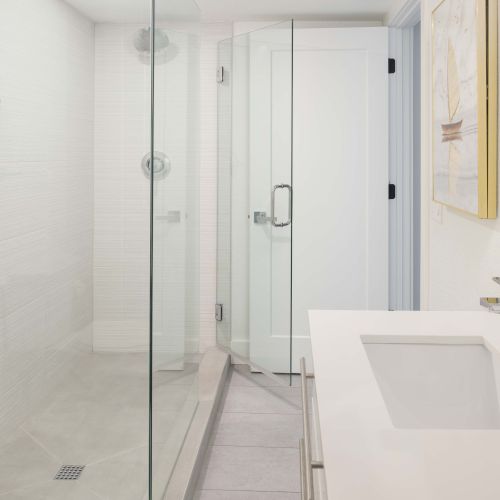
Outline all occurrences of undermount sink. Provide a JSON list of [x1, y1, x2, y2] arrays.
[[363, 340, 500, 429]]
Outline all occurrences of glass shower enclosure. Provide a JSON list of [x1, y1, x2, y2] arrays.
[[151, 2, 201, 498], [0, 0, 200, 499], [216, 21, 294, 375], [216, 20, 392, 377]]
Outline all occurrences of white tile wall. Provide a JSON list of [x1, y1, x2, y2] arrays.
[[93, 24, 151, 352], [0, 0, 94, 435], [0, 6, 229, 439], [94, 24, 208, 355]]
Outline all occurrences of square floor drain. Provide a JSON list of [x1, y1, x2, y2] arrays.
[[54, 465, 85, 480]]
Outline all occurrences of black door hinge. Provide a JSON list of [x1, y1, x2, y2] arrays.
[[389, 183, 396, 200], [215, 304, 223, 321], [388, 58, 396, 74]]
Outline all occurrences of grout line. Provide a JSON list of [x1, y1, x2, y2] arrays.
[[85, 444, 147, 467], [0, 480, 52, 498], [217, 410, 303, 416], [198, 487, 301, 494], [225, 385, 301, 392], [87, 486, 109, 500], [220, 411, 302, 415], [209, 444, 299, 450], [21, 428, 63, 464]]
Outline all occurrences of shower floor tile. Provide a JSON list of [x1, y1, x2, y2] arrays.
[[80, 445, 149, 500], [0, 430, 61, 495], [0, 481, 102, 500], [22, 403, 149, 465], [2, 352, 199, 500]]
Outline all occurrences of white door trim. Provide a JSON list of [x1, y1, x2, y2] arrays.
[[386, 0, 421, 28], [387, 1, 421, 310]]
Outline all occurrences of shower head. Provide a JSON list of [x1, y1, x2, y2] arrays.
[[133, 27, 170, 54]]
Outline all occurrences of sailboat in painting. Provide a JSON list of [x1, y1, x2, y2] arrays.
[[441, 40, 463, 141], [443, 39, 463, 198]]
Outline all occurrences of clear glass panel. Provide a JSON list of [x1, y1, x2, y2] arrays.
[[150, 1, 201, 498], [216, 21, 293, 374], [0, 1, 152, 499], [216, 38, 234, 352]]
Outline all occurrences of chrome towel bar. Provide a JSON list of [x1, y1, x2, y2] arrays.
[[300, 357, 324, 500]]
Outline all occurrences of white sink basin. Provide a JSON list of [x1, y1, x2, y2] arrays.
[[363, 340, 500, 429]]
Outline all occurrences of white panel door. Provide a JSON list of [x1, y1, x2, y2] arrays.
[[292, 27, 389, 371], [249, 26, 389, 374], [248, 22, 293, 374]]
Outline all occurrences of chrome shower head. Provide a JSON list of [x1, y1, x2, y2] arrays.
[[133, 27, 170, 54]]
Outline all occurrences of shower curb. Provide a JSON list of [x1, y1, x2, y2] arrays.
[[162, 347, 230, 500]]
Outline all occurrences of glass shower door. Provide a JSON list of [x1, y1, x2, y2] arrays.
[[216, 21, 294, 375], [150, 2, 201, 498]]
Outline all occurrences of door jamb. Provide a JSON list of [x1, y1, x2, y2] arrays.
[[387, 0, 421, 310]]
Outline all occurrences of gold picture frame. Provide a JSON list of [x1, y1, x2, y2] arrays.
[[432, 0, 497, 219]]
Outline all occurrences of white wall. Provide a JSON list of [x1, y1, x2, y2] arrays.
[[94, 24, 202, 355], [0, 0, 94, 434], [420, 1, 500, 310], [94, 23, 229, 354], [93, 24, 150, 351]]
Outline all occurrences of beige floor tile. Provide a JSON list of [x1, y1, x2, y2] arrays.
[[0, 431, 60, 495], [1, 481, 102, 500], [197, 445, 300, 493]]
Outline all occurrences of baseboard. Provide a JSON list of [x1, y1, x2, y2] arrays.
[[229, 339, 249, 361]]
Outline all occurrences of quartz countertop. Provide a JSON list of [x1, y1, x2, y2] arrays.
[[308, 310, 500, 500]]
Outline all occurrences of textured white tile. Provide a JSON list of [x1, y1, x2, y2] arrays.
[[93, 23, 229, 355], [0, 0, 94, 434]]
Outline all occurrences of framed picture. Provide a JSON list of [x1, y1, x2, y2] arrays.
[[432, 0, 497, 218]]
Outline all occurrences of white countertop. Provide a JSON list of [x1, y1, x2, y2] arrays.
[[308, 310, 500, 500]]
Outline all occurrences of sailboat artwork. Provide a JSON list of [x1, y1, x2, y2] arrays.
[[441, 41, 463, 142], [432, 0, 496, 219]]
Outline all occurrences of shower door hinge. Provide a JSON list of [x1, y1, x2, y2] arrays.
[[389, 183, 396, 200], [215, 304, 223, 321], [388, 58, 396, 74], [217, 66, 224, 84]]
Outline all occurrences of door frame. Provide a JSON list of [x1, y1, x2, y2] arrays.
[[387, 0, 422, 311]]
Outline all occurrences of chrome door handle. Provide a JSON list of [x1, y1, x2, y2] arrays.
[[271, 184, 292, 227]]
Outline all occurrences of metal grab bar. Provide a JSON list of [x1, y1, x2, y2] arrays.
[[300, 357, 324, 500], [271, 183, 292, 227]]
